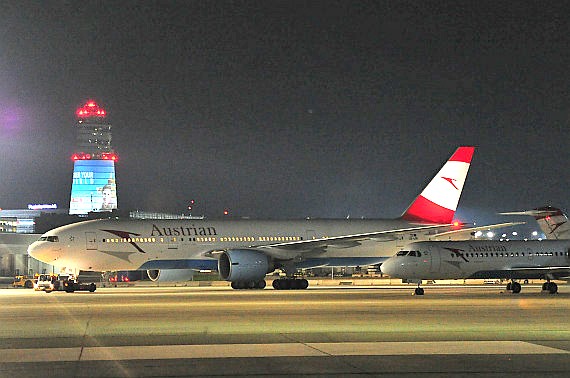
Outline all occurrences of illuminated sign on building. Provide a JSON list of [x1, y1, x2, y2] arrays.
[[27, 204, 58, 210], [69, 160, 118, 215]]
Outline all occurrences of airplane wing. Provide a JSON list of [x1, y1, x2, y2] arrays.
[[251, 224, 460, 259], [430, 222, 525, 240], [204, 222, 525, 261]]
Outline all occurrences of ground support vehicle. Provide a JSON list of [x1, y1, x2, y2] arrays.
[[35, 274, 96, 293], [13, 275, 37, 288]]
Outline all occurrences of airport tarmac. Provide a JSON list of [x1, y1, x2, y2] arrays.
[[1, 284, 569, 377]]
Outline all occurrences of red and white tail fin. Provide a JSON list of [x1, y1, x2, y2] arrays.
[[401, 147, 475, 224]]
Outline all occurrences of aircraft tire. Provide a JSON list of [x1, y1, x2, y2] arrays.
[[548, 282, 558, 294], [247, 280, 256, 289], [506, 282, 512, 291], [511, 282, 521, 293], [414, 287, 424, 295], [280, 279, 291, 290], [89, 283, 96, 292], [299, 278, 309, 289], [542, 282, 549, 291]]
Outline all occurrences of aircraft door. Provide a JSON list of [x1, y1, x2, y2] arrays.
[[527, 248, 533, 261], [168, 236, 179, 249], [429, 246, 440, 273], [86, 232, 98, 250]]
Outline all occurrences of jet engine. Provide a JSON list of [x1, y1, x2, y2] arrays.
[[218, 249, 272, 281], [146, 269, 195, 282]]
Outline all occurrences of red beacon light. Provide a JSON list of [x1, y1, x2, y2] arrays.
[[76, 101, 106, 118], [101, 153, 118, 162]]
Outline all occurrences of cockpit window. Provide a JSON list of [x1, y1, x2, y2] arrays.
[[408, 251, 417, 257], [40, 236, 59, 242], [396, 251, 408, 256]]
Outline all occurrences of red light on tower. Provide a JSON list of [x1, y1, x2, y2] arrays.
[[76, 101, 106, 118]]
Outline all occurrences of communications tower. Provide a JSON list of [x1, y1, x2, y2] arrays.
[[69, 101, 118, 215]]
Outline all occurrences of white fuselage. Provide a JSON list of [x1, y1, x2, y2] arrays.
[[381, 240, 570, 280], [28, 218, 448, 272]]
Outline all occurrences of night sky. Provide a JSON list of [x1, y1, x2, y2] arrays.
[[0, 1, 568, 224]]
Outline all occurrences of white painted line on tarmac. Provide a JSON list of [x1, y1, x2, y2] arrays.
[[0, 341, 567, 363], [308, 341, 569, 356]]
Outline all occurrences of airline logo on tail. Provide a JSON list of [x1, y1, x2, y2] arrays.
[[401, 147, 475, 224]]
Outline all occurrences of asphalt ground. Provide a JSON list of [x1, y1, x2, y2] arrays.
[[1, 284, 569, 377]]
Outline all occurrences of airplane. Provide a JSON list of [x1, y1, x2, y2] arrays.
[[29, 146, 508, 290], [380, 240, 570, 295], [500, 206, 569, 240]]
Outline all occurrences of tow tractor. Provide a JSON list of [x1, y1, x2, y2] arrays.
[[34, 274, 96, 293], [13, 275, 37, 288]]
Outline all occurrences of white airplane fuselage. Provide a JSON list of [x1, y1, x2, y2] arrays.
[[381, 240, 570, 281], [28, 217, 446, 272]]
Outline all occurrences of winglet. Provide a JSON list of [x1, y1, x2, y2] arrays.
[[401, 147, 475, 224]]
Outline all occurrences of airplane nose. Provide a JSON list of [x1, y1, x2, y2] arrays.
[[381, 259, 396, 277], [28, 241, 60, 264]]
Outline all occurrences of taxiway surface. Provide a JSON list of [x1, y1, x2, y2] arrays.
[[1, 285, 569, 377]]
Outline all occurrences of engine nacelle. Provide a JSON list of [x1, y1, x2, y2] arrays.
[[218, 249, 271, 281], [146, 269, 195, 282]]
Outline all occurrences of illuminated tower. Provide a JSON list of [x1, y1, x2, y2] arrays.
[[69, 101, 118, 215]]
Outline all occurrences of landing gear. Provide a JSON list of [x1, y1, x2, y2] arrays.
[[506, 281, 521, 293], [413, 281, 424, 295], [542, 281, 557, 294], [230, 280, 266, 290], [272, 278, 309, 290]]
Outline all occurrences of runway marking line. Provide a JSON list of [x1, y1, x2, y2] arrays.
[[1, 341, 568, 363]]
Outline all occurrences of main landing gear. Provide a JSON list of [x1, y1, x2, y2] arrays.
[[272, 278, 309, 290], [506, 281, 522, 293], [230, 280, 267, 290], [542, 281, 558, 294]]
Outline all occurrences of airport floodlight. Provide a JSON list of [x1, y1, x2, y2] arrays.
[[532, 231, 538, 236], [512, 231, 518, 236], [501, 233, 507, 238], [486, 231, 494, 238], [474, 231, 483, 238]]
